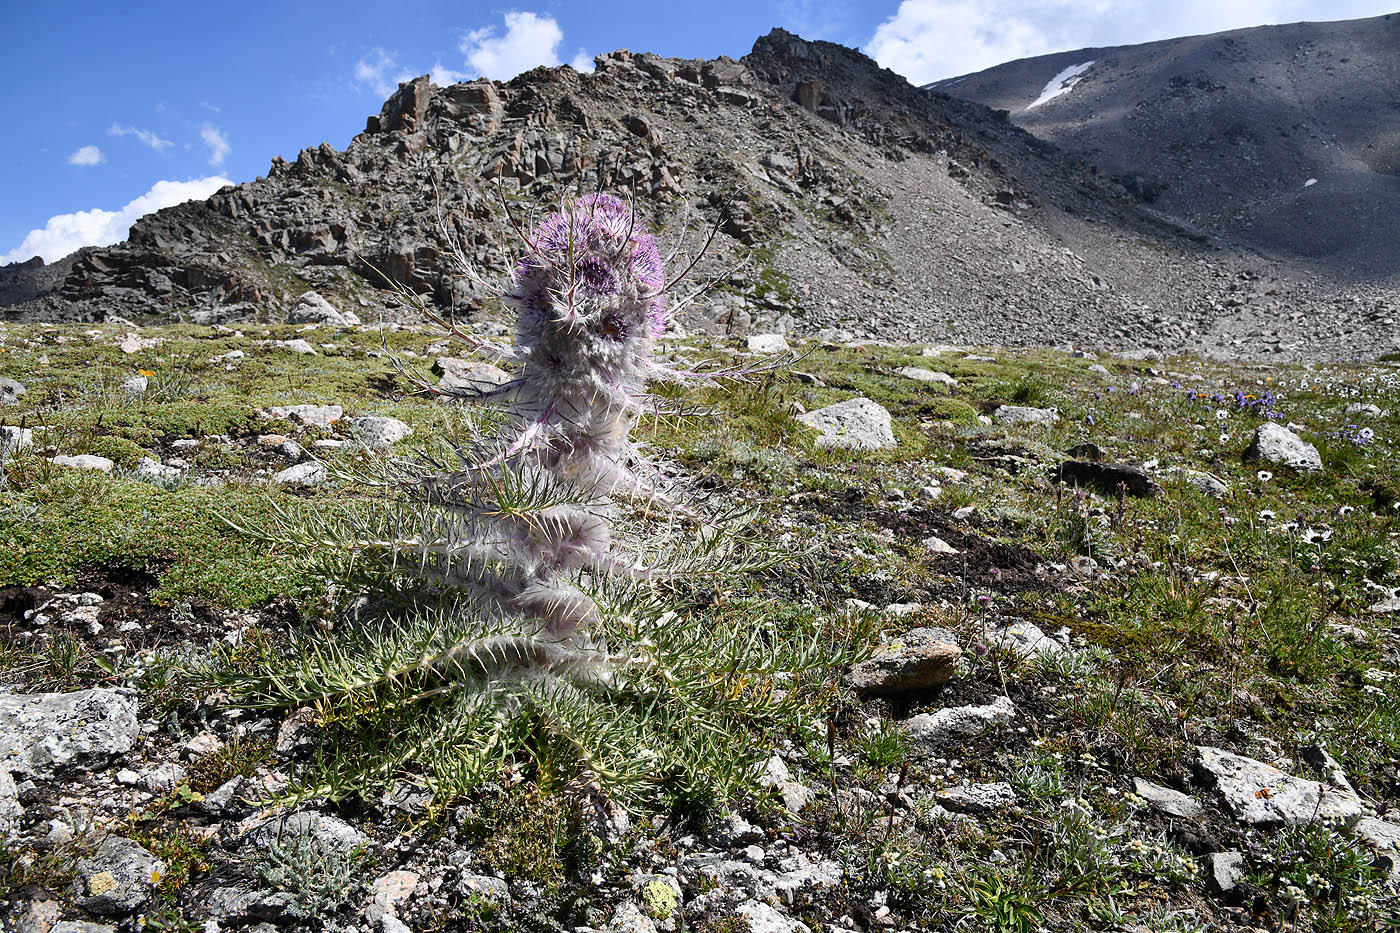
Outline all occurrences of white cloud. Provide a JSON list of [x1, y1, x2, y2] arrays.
[[67, 145, 105, 166], [2, 176, 232, 265], [866, 0, 1397, 84], [459, 11, 573, 80], [200, 123, 230, 166], [108, 123, 173, 152], [569, 50, 595, 74], [430, 61, 471, 86], [355, 46, 415, 96]]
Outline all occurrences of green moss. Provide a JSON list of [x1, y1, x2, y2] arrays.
[[81, 434, 150, 469], [921, 397, 980, 425]]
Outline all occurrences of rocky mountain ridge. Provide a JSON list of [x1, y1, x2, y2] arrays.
[[2, 27, 1397, 359]]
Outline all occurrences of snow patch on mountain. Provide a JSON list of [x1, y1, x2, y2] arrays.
[[1025, 61, 1094, 111]]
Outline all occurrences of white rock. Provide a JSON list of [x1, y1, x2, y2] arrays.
[[435, 358, 512, 394], [1354, 817, 1400, 879], [272, 462, 327, 487], [935, 781, 1017, 814], [905, 696, 1016, 754], [118, 333, 161, 354], [758, 755, 814, 813], [1, 426, 32, 457], [1132, 778, 1204, 820], [1195, 746, 1363, 826], [746, 334, 790, 354], [796, 397, 896, 451], [0, 688, 139, 778], [1244, 422, 1322, 473], [349, 416, 414, 447], [897, 367, 957, 387], [986, 619, 1066, 658], [0, 767, 21, 839], [51, 454, 115, 473], [922, 535, 959, 555], [289, 290, 361, 327], [993, 405, 1059, 426], [120, 374, 148, 395], [268, 404, 343, 429], [132, 457, 180, 484], [243, 811, 368, 853], [273, 338, 318, 355], [736, 900, 811, 933]]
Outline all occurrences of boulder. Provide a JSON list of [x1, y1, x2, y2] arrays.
[[71, 836, 165, 916], [1194, 746, 1362, 826], [0, 688, 139, 777], [1243, 422, 1321, 472], [796, 397, 896, 450], [844, 627, 962, 696], [272, 462, 327, 487], [746, 333, 790, 354]]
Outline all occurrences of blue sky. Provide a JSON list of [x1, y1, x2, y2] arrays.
[[3, 0, 1395, 265]]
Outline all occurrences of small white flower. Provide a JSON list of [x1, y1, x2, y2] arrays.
[[1257, 470, 1274, 481], [1258, 509, 1277, 520], [1216, 409, 1229, 421], [1218, 433, 1231, 443]]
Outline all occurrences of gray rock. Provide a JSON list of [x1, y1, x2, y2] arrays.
[[1353, 817, 1400, 879], [796, 397, 896, 450], [272, 338, 317, 355], [905, 696, 1016, 754], [0, 377, 26, 404], [52, 923, 118, 933], [132, 457, 180, 485], [14, 899, 61, 933], [993, 405, 1059, 426], [922, 535, 959, 554], [604, 901, 660, 933], [1369, 595, 1400, 614], [434, 357, 512, 394], [935, 781, 1017, 814], [459, 872, 511, 901], [1, 425, 33, 456], [197, 776, 244, 816], [289, 290, 361, 327], [1054, 460, 1160, 497], [1243, 422, 1322, 472], [349, 415, 414, 447], [1194, 746, 1363, 826], [120, 374, 147, 396], [985, 619, 1066, 658], [243, 811, 368, 854], [1132, 778, 1203, 820], [0, 766, 20, 839], [1208, 850, 1246, 894], [267, 404, 343, 429], [844, 627, 962, 696], [1184, 470, 1229, 498], [71, 835, 165, 916], [51, 454, 115, 473], [736, 900, 811, 933], [271, 462, 327, 487], [896, 366, 957, 387], [205, 886, 295, 923], [758, 755, 814, 812], [1345, 403, 1383, 418], [746, 333, 790, 354], [0, 688, 139, 777]]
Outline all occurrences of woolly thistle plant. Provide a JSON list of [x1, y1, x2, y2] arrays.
[[217, 191, 866, 810]]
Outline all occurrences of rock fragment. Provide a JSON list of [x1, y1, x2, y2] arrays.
[[796, 397, 896, 450]]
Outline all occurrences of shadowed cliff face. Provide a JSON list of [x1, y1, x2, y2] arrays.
[[2, 26, 1398, 360], [929, 12, 1400, 282]]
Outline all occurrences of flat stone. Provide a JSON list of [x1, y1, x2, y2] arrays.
[[1132, 778, 1203, 820], [993, 405, 1059, 426], [1243, 422, 1321, 472], [1194, 746, 1363, 826], [758, 755, 814, 813], [985, 619, 1066, 658], [796, 397, 897, 450], [905, 696, 1016, 754], [71, 836, 165, 916], [921, 535, 959, 554], [935, 781, 1017, 814], [0, 688, 139, 777], [746, 334, 790, 354], [1208, 850, 1246, 894], [1354, 817, 1400, 879], [0, 377, 26, 404], [272, 462, 327, 487], [844, 627, 962, 696], [51, 454, 115, 473], [897, 367, 957, 387], [1, 425, 32, 457], [349, 416, 414, 447], [434, 358, 512, 394], [267, 404, 342, 429], [242, 811, 368, 854]]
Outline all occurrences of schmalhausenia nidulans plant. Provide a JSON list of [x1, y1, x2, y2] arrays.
[[218, 192, 866, 810]]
